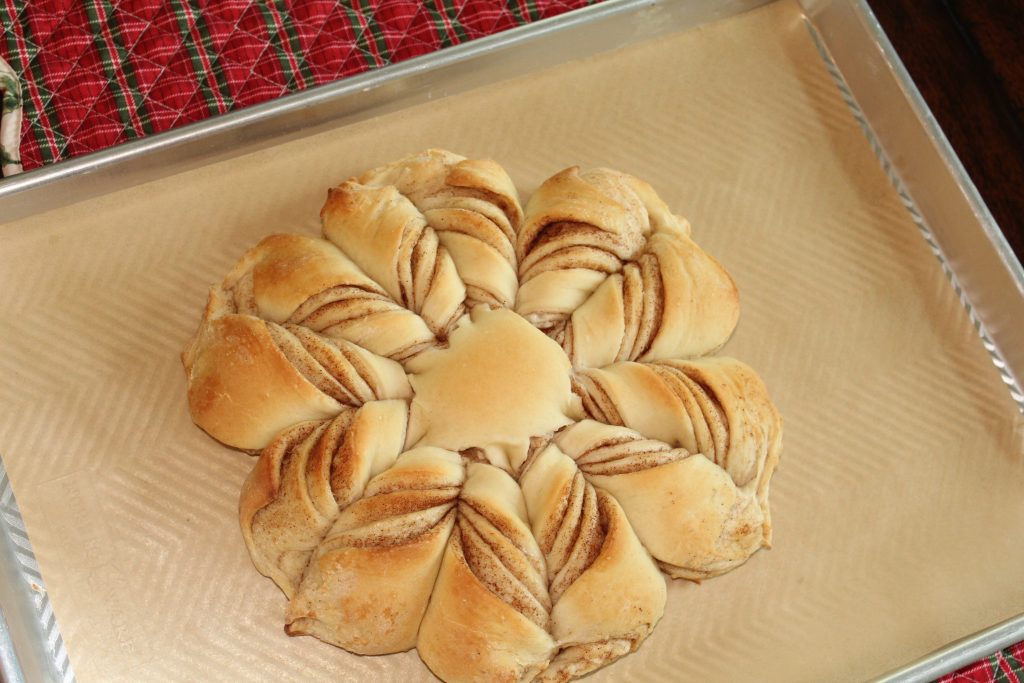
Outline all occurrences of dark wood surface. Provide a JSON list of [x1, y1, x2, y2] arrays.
[[865, 0, 1024, 262]]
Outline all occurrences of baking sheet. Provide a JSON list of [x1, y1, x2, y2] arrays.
[[1, 1, 1023, 681]]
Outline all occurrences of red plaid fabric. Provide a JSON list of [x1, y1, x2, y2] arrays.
[[940, 642, 1024, 683], [0, 0, 592, 170]]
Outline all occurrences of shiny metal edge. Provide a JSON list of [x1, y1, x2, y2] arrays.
[[870, 613, 1024, 683], [803, 0, 1024, 678], [0, 0, 773, 224], [0, 456, 72, 683], [0, 608, 28, 683], [803, 0, 1024, 414]]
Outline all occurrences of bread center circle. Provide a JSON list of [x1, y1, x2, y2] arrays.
[[407, 307, 577, 457]]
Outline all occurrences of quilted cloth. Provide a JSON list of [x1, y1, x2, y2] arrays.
[[0, 0, 591, 171], [942, 643, 1024, 683]]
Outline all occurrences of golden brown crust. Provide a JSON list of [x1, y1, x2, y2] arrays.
[[322, 182, 467, 338], [239, 401, 410, 597], [222, 233, 389, 323], [239, 418, 334, 596], [268, 322, 412, 405], [515, 167, 738, 367], [185, 151, 782, 680], [406, 307, 577, 464], [286, 448, 463, 655], [515, 167, 648, 330], [556, 404, 780, 580], [520, 443, 666, 681], [185, 314, 343, 450], [561, 232, 738, 367], [520, 442, 604, 603], [184, 311, 410, 450], [418, 462, 555, 683], [286, 282, 436, 362], [191, 232, 438, 362], [357, 149, 523, 310], [574, 358, 782, 490]]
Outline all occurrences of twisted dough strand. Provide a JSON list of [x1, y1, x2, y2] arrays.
[[239, 401, 410, 597], [570, 372, 622, 427], [574, 358, 780, 489], [516, 167, 739, 367], [456, 463, 551, 628], [549, 253, 664, 364], [183, 311, 410, 450], [568, 358, 782, 581], [322, 182, 466, 339], [556, 414, 778, 581], [519, 438, 607, 604], [286, 448, 464, 655], [218, 233, 437, 356], [358, 149, 523, 310], [288, 283, 437, 362], [519, 440, 666, 683], [516, 167, 650, 330], [266, 322, 410, 406], [418, 462, 556, 683], [570, 433, 687, 477]]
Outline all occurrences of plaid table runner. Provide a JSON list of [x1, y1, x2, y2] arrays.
[[0, 0, 591, 172], [0, 2, 1021, 682], [950, 644, 1024, 683]]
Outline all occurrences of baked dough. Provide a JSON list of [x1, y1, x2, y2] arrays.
[[558, 357, 782, 579], [286, 447, 464, 654], [573, 358, 783, 495], [183, 312, 410, 450], [515, 167, 739, 367], [183, 150, 784, 681], [406, 306, 579, 464], [417, 462, 556, 683], [519, 440, 666, 681], [212, 232, 437, 360], [356, 148, 523, 310], [322, 149, 524, 337], [239, 400, 409, 596]]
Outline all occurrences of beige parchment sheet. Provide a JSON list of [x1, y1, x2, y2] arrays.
[[1, 1, 1022, 681]]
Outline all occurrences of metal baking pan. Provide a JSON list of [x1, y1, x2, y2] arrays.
[[1, 0, 1022, 681]]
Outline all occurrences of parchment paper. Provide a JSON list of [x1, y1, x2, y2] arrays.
[[2, 1, 1022, 681]]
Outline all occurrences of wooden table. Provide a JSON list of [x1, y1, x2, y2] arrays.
[[868, 0, 1024, 260]]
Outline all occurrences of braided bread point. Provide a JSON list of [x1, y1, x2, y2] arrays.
[[211, 233, 437, 360], [418, 462, 556, 683], [570, 358, 781, 579], [561, 231, 739, 368], [515, 167, 739, 367], [556, 415, 779, 581], [573, 358, 782, 493], [519, 441, 666, 682], [183, 311, 410, 450], [321, 182, 466, 338], [357, 149, 523, 310], [239, 400, 409, 597], [285, 447, 464, 655], [516, 167, 650, 329]]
